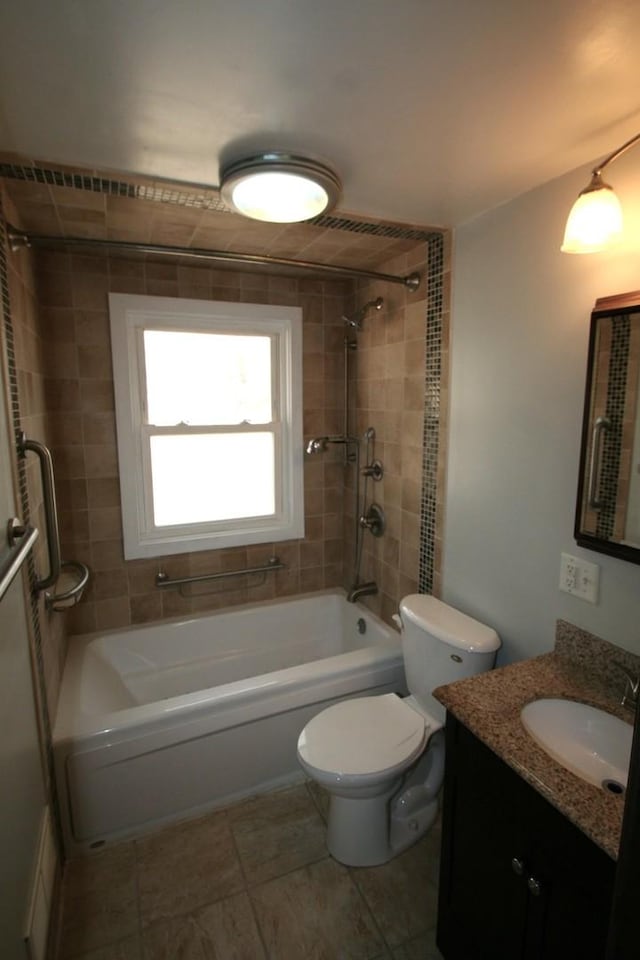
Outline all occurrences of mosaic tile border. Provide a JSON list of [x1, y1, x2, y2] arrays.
[[597, 313, 629, 540], [418, 233, 444, 594], [0, 162, 439, 242]]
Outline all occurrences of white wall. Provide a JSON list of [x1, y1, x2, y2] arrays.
[[444, 150, 640, 663]]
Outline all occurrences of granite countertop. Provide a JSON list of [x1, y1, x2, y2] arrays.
[[433, 623, 638, 861]]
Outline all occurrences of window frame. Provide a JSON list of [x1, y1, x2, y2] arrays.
[[109, 293, 304, 559]]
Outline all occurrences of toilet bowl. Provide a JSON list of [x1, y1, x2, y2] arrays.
[[298, 691, 444, 866], [297, 595, 500, 866]]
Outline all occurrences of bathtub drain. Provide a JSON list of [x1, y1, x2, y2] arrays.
[[357, 618, 367, 635]]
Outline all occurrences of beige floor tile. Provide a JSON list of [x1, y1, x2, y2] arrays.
[[64, 935, 142, 960], [228, 783, 328, 885], [58, 846, 139, 958], [250, 857, 385, 960], [350, 835, 439, 948], [56, 788, 444, 960], [141, 892, 266, 959], [391, 930, 444, 959], [421, 815, 442, 889], [136, 810, 244, 927], [305, 778, 330, 822]]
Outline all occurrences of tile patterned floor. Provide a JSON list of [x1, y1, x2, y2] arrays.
[[53, 781, 444, 960]]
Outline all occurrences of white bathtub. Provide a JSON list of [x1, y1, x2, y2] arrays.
[[53, 590, 405, 853]]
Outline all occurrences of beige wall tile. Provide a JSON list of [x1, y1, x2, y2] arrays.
[[345, 239, 448, 623], [25, 251, 361, 633]]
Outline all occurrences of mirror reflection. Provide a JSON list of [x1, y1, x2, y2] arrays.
[[576, 291, 640, 562]]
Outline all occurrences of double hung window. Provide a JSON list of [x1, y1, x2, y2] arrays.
[[109, 294, 303, 559]]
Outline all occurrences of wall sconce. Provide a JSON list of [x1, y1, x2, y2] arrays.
[[220, 152, 342, 223], [562, 132, 640, 253]]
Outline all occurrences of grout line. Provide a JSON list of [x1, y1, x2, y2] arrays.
[[302, 778, 329, 824], [225, 808, 271, 960], [346, 864, 395, 958], [244, 850, 331, 893], [131, 834, 144, 957]]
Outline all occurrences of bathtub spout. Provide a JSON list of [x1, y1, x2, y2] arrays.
[[346, 581, 378, 603]]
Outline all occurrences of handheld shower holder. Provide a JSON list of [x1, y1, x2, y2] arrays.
[[361, 459, 383, 481]]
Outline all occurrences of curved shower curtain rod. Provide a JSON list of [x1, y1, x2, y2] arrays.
[[7, 227, 422, 291]]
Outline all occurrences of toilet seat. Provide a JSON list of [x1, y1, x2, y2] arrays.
[[297, 693, 427, 780]]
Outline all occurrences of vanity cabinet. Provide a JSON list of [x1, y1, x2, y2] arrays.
[[437, 715, 615, 960]]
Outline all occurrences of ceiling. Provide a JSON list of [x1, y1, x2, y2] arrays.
[[1, 0, 640, 228]]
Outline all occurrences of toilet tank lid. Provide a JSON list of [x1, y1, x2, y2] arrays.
[[399, 595, 501, 653]]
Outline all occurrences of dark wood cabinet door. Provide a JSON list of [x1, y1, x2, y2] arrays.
[[438, 716, 615, 960], [522, 776, 614, 960], [438, 716, 528, 959]]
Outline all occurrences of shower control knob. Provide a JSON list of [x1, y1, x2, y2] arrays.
[[359, 503, 385, 537]]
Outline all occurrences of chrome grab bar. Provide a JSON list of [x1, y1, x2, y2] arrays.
[[155, 555, 285, 590], [587, 415, 611, 510], [16, 433, 90, 607], [17, 432, 61, 590], [0, 520, 38, 601], [46, 559, 91, 611]]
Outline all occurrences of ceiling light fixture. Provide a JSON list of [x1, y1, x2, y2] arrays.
[[562, 131, 640, 253], [220, 152, 342, 224]]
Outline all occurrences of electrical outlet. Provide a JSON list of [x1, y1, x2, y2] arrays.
[[559, 553, 600, 604]]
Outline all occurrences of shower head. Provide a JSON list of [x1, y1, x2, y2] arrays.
[[342, 297, 384, 330]]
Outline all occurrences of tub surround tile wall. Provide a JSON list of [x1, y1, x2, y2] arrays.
[[344, 235, 450, 624], [1, 187, 67, 944], [0, 185, 67, 746], [55, 782, 444, 960], [32, 249, 351, 635]]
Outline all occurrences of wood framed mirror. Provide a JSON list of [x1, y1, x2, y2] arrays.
[[575, 291, 640, 564]]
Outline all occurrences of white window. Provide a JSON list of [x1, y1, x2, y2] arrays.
[[109, 293, 304, 559]]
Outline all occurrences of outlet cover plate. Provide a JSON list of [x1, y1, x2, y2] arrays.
[[559, 553, 600, 604]]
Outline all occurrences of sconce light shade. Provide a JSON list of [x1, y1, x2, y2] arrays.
[[561, 173, 623, 254], [220, 153, 342, 223]]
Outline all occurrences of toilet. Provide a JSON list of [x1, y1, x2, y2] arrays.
[[297, 594, 501, 866]]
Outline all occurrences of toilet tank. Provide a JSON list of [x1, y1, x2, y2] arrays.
[[399, 595, 501, 722]]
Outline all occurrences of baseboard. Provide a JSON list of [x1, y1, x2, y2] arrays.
[[24, 807, 58, 960]]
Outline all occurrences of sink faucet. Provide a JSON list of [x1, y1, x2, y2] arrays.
[[346, 581, 378, 603], [612, 660, 639, 710]]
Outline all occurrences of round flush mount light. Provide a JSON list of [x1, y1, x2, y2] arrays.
[[220, 152, 342, 223]]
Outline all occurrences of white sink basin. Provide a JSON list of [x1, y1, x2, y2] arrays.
[[520, 698, 633, 792]]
